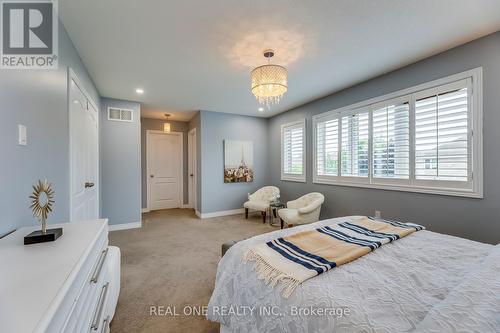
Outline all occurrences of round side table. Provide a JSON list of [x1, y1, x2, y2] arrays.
[[269, 202, 286, 226]]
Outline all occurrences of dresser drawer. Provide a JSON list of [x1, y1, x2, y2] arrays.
[[0, 219, 115, 333], [55, 228, 108, 333], [85, 247, 120, 333], [75, 246, 109, 318], [80, 269, 110, 332], [44, 223, 108, 333], [60, 253, 110, 333]]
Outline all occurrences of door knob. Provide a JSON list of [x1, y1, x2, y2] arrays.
[[190, 174, 194, 177], [150, 174, 154, 178], [85, 182, 95, 188]]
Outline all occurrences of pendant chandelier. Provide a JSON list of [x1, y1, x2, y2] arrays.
[[251, 49, 288, 109], [163, 113, 171, 133]]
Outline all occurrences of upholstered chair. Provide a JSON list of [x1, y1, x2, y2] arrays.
[[278, 192, 325, 229], [243, 186, 280, 223]]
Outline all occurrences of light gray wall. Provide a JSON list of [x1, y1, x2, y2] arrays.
[[0, 21, 99, 236], [188, 112, 202, 212], [100, 98, 142, 225], [199, 110, 269, 213], [140, 118, 189, 207], [268, 31, 500, 244]]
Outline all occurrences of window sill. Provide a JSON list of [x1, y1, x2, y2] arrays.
[[281, 175, 306, 183], [312, 177, 483, 199]]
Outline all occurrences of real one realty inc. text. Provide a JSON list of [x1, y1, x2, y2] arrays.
[[149, 305, 351, 318]]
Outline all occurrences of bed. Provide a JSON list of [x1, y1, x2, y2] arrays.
[[207, 216, 500, 333]]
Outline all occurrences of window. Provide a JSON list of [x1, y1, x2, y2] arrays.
[[313, 68, 483, 198], [414, 81, 469, 182], [372, 99, 410, 180], [341, 111, 369, 177], [316, 118, 339, 176], [281, 119, 306, 182], [424, 158, 437, 170]]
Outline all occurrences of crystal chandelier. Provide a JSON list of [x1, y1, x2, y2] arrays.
[[251, 49, 288, 109]]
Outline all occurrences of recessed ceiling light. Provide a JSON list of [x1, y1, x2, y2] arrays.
[[258, 107, 264, 112], [136, 88, 144, 94]]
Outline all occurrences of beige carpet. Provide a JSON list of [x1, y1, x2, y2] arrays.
[[109, 208, 276, 333]]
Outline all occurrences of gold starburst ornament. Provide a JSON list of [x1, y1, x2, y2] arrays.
[[29, 179, 55, 234]]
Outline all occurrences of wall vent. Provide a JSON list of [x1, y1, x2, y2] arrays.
[[108, 107, 133, 122]]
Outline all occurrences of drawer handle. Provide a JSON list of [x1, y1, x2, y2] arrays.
[[91, 248, 109, 284], [101, 315, 111, 333], [91, 282, 109, 330]]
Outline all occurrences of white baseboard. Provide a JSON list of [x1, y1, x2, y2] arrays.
[[197, 208, 244, 219], [142, 205, 191, 213], [109, 221, 142, 231]]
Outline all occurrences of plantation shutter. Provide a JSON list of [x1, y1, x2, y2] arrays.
[[283, 122, 304, 175], [415, 80, 470, 182], [341, 111, 369, 177], [372, 101, 410, 179], [316, 117, 339, 176]]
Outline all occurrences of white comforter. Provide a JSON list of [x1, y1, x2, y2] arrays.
[[207, 216, 499, 333]]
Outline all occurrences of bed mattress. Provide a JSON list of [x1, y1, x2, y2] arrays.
[[207, 216, 499, 333]]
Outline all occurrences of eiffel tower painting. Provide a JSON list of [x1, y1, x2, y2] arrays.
[[224, 140, 254, 183]]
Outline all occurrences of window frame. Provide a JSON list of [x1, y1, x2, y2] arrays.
[[339, 107, 370, 180], [281, 119, 306, 182], [369, 95, 412, 187], [312, 68, 483, 198]]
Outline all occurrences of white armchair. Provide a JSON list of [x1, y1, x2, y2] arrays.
[[278, 192, 325, 229], [243, 186, 280, 223]]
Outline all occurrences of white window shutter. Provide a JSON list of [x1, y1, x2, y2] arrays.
[[317, 118, 339, 176], [415, 85, 469, 181], [372, 101, 410, 179], [312, 69, 481, 197], [282, 120, 306, 181], [340, 112, 369, 177]]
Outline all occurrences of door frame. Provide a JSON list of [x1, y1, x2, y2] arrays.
[[68, 68, 100, 222], [188, 128, 197, 210], [146, 130, 184, 211]]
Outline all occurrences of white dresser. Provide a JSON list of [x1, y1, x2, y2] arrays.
[[0, 219, 120, 333]]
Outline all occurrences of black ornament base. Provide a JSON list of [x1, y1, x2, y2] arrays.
[[24, 228, 63, 245]]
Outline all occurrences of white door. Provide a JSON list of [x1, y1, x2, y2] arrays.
[[70, 78, 99, 222], [188, 128, 197, 210], [147, 131, 182, 210]]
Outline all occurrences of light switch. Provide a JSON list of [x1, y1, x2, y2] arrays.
[[18, 124, 27, 145]]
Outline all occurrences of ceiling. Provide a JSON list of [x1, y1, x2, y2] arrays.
[[60, 0, 500, 119], [140, 107, 197, 122]]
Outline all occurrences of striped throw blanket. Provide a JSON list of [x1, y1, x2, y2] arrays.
[[245, 217, 424, 297]]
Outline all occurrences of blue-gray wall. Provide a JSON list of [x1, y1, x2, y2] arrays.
[[0, 22, 99, 236], [140, 118, 189, 207], [188, 112, 202, 212], [268, 31, 500, 244], [199, 110, 269, 213], [100, 98, 142, 225]]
